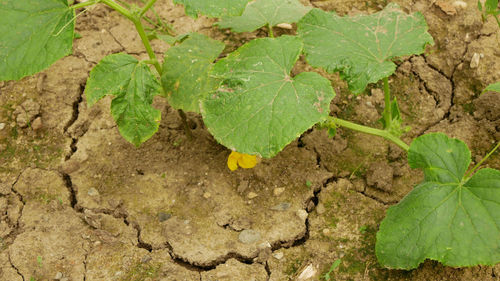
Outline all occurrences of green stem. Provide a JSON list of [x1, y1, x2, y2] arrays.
[[101, 0, 134, 20], [382, 77, 392, 128], [140, 0, 158, 17], [268, 24, 274, 38], [333, 117, 409, 151], [131, 18, 162, 75], [495, 15, 500, 28], [465, 142, 500, 178], [70, 0, 98, 9]]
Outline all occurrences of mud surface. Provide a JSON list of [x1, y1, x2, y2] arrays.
[[1, 0, 499, 280]]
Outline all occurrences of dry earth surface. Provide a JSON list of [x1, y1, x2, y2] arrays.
[[1, 0, 500, 280]]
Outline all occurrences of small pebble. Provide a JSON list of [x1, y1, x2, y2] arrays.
[[247, 192, 258, 199], [238, 229, 261, 244], [54, 272, 63, 280], [452, 1, 467, 9], [470, 53, 481, 68], [258, 241, 271, 250], [158, 212, 171, 222], [322, 228, 331, 235], [31, 117, 42, 131], [0, 123, 5, 131], [276, 23, 293, 29], [296, 209, 308, 221], [297, 264, 317, 280], [273, 252, 284, 260], [271, 202, 291, 211], [87, 187, 99, 196], [273, 187, 285, 196], [203, 192, 211, 199]]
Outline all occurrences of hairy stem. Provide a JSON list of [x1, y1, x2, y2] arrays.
[[333, 117, 409, 151], [131, 18, 162, 75], [140, 0, 158, 17], [465, 142, 500, 178], [382, 77, 392, 128]]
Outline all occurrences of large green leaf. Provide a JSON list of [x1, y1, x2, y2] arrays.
[[161, 33, 225, 113], [85, 54, 161, 146], [217, 0, 311, 33], [376, 133, 500, 269], [173, 0, 251, 18], [298, 3, 434, 94], [201, 36, 335, 158], [0, 0, 75, 81]]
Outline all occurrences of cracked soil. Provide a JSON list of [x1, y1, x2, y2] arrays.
[[1, 0, 500, 280]]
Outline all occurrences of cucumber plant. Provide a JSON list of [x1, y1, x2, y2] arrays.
[[0, 0, 499, 271]]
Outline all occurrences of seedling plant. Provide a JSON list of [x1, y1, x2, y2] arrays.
[[1, 0, 499, 271]]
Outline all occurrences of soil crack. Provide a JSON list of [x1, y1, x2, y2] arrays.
[[8, 251, 24, 281], [64, 83, 85, 161]]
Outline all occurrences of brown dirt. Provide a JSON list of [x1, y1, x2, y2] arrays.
[[1, 0, 499, 280]]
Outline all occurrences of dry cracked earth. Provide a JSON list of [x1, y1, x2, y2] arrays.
[[1, 0, 500, 280]]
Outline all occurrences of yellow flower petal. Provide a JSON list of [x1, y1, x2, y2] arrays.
[[227, 151, 240, 171], [237, 153, 257, 169]]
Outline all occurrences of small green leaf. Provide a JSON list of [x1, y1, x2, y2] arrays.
[[376, 133, 500, 269], [0, 0, 75, 81], [202, 36, 334, 158], [217, 0, 311, 33], [161, 33, 225, 113], [482, 82, 500, 95], [173, 0, 251, 18], [323, 259, 341, 280], [85, 53, 161, 146], [298, 4, 434, 94], [485, 0, 499, 14]]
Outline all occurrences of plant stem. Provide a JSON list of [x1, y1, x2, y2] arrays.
[[268, 24, 274, 38], [465, 142, 500, 178], [382, 77, 392, 128], [178, 109, 193, 140], [333, 117, 409, 151], [495, 15, 500, 28], [70, 0, 98, 9], [132, 18, 162, 75], [101, 0, 134, 20], [140, 0, 158, 17]]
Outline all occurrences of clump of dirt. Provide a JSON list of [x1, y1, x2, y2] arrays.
[[1, 0, 499, 280]]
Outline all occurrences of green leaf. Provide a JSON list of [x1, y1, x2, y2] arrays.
[[298, 4, 434, 94], [173, 0, 251, 18], [85, 53, 161, 146], [408, 133, 470, 183], [201, 36, 335, 158], [485, 0, 499, 14], [161, 33, 225, 113], [217, 0, 311, 33], [0, 0, 75, 81], [482, 82, 500, 95], [376, 133, 500, 269]]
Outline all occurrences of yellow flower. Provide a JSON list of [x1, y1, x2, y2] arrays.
[[227, 151, 258, 171]]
